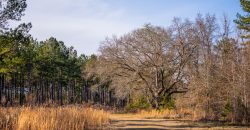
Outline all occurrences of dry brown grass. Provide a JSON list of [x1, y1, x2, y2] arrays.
[[134, 108, 193, 119], [0, 106, 110, 130], [136, 109, 177, 119]]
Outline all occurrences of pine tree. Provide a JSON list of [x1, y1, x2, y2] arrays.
[[0, 0, 27, 30], [234, 0, 250, 38]]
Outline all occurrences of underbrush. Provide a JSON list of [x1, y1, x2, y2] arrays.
[[125, 98, 151, 112], [0, 106, 110, 130], [133, 108, 191, 119], [137, 109, 176, 119]]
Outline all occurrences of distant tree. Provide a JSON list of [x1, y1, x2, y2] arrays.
[[0, 0, 31, 75], [0, 23, 31, 74], [234, 0, 250, 38], [81, 55, 100, 102]]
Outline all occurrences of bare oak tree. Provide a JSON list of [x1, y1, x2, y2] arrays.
[[97, 24, 196, 108]]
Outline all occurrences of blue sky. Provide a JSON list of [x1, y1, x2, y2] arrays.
[[18, 0, 243, 55]]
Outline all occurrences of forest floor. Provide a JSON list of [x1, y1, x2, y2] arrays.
[[109, 114, 250, 130]]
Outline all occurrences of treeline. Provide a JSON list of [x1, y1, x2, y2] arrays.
[[0, 28, 127, 107], [0, 35, 123, 106], [91, 15, 250, 123], [86, 4, 250, 125], [0, 0, 125, 107]]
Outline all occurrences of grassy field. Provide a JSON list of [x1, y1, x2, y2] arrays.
[[0, 106, 110, 130], [0, 107, 249, 130]]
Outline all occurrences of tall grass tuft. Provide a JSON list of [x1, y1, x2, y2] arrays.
[[0, 106, 110, 130]]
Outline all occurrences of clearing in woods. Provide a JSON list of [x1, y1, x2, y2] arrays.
[[109, 114, 249, 130]]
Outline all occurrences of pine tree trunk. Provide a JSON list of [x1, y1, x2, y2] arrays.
[[14, 73, 17, 100], [41, 79, 44, 103], [81, 84, 83, 103], [57, 80, 60, 104], [85, 85, 88, 103], [3, 75, 6, 102], [60, 80, 63, 105], [10, 75, 13, 106], [72, 80, 74, 103], [0, 74, 2, 105], [20, 73, 24, 106], [36, 82, 39, 104], [52, 81, 55, 103]]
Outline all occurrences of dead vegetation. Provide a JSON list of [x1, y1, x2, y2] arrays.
[[0, 106, 110, 130]]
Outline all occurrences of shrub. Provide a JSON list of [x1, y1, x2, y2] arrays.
[[159, 95, 176, 110], [125, 97, 151, 112]]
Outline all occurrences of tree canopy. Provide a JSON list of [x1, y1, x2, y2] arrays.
[[0, 0, 27, 30], [235, 0, 250, 38]]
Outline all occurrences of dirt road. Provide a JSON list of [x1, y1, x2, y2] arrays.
[[109, 114, 249, 130]]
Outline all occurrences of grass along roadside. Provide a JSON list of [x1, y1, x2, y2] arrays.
[[0, 106, 110, 130]]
